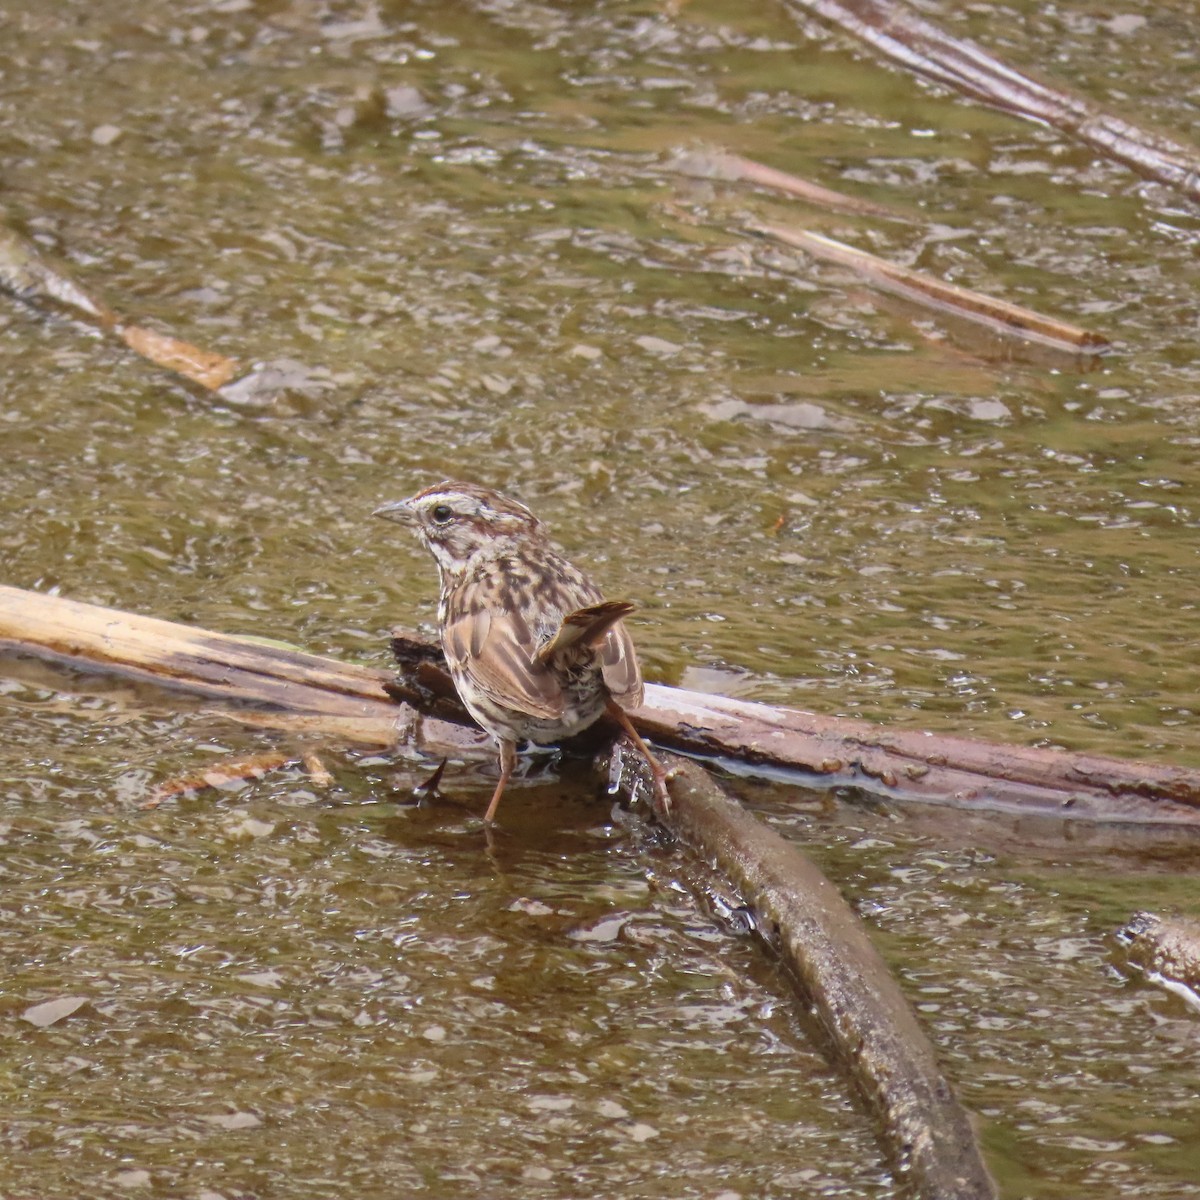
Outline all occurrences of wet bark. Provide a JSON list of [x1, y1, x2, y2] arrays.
[[614, 750, 997, 1199], [1, 584, 1199, 826], [0, 582, 483, 756], [627, 677, 1200, 826]]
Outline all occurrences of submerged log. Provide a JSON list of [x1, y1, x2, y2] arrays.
[[786, 0, 1200, 201], [1, 584, 1199, 826], [613, 750, 997, 1199]]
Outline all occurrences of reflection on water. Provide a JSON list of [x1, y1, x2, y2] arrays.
[[2, 0, 1199, 1195]]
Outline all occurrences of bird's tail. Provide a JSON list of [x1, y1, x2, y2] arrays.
[[535, 599, 636, 666]]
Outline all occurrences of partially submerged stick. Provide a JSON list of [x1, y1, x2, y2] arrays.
[[1, 584, 1198, 826], [751, 220, 1110, 354], [0, 584, 398, 726], [785, 0, 1200, 202], [142, 751, 294, 809], [0, 215, 240, 390], [391, 631, 1200, 826], [670, 149, 903, 220], [116, 324, 240, 391], [634, 681, 1200, 824], [622, 752, 997, 1199]]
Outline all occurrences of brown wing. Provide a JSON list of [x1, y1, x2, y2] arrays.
[[599, 618, 644, 710], [443, 603, 566, 721]]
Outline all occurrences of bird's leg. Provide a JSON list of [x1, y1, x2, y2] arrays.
[[606, 701, 672, 815], [483, 738, 516, 824]]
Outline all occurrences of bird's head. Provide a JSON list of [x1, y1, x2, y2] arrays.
[[374, 480, 544, 579]]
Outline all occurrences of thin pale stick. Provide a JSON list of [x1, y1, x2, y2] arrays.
[[670, 149, 903, 220]]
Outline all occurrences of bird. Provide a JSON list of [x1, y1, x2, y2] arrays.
[[374, 480, 669, 823]]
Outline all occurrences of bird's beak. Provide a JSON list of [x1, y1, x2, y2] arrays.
[[373, 499, 414, 524]]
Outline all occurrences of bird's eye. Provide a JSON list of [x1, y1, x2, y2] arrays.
[[431, 504, 454, 524]]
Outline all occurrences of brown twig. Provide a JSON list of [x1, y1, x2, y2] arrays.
[[141, 752, 294, 809], [117, 324, 240, 390]]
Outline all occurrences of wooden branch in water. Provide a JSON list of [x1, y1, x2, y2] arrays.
[[142, 751, 295, 808], [1, 585, 1198, 825], [0, 599, 1000, 1194], [785, 0, 1200, 201], [750, 220, 1110, 354], [388, 632, 1200, 827], [0, 583, 399, 730], [0, 584, 493, 766], [648, 688, 1200, 821], [116, 324, 240, 391], [615, 751, 997, 1199]]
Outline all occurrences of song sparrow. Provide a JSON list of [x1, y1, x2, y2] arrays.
[[374, 480, 669, 823]]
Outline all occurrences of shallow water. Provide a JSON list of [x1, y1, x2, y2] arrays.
[[1, 1, 1199, 1196]]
